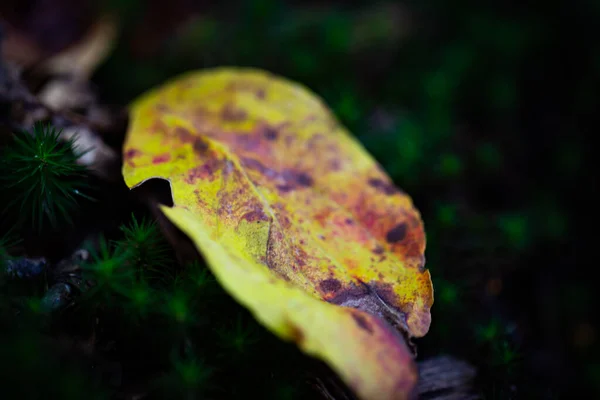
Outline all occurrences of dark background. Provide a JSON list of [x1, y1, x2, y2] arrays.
[[1, 0, 597, 398]]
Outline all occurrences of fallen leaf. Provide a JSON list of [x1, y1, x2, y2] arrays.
[[39, 14, 117, 80], [122, 68, 434, 400], [35, 14, 118, 112]]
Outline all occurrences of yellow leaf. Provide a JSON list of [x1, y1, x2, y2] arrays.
[[122, 67, 434, 400]]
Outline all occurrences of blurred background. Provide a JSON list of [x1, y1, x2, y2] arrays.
[[1, 0, 597, 398]]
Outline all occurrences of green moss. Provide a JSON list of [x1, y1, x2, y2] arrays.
[[497, 213, 530, 251], [438, 153, 463, 177], [475, 319, 503, 343], [0, 123, 93, 232], [165, 289, 196, 325], [437, 280, 460, 306], [115, 214, 173, 283], [217, 313, 260, 354], [475, 142, 503, 171], [81, 236, 132, 302], [436, 203, 458, 227]]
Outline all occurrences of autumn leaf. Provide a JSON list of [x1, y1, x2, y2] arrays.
[[122, 67, 434, 400]]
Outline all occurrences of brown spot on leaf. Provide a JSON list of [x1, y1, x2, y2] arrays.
[[293, 246, 309, 267], [282, 169, 314, 187], [221, 104, 247, 122], [149, 119, 169, 135], [276, 184, 294, 193], [241, 209, 271, 223], [288, 323, 305, 345], [241, 157, 278, 179], [372, 246, 385, 255], [386, 223, 408, 243], [185, 159, 221, 184], [152, 153, 171, 164], [193, 138, 209, 154], [313, 209, 332, 226], [263, 127, 278, 140], [241, 157, 267, 173], [417, 255, 426, 272], [124, 148, 141, 160], [255, 89, 266, 99], [319, 278, 342, 293], [175, 127, 195, 143], [279, 214, 292, 229], [274, 170, 315, 193], [368, 178, 398, 195], [236, 134, 263, 152], [352, 313, 374, 334], [326, 284, 370, 305], [329, 158, 342, 171]]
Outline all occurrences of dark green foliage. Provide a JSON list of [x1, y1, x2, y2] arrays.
[[0, 234, 14, 318], [217, 312, 260, 354], [55, 214, 314, 398], [81, 235, 132, 299], [0, 123, 93, 232], [154, 351, 214, 397], [78, 216, 177, 323], [71, 220, 318, 399], [0, 331, 110, 400], [114, 214, 173, 284], [0, 231, 19, 275]]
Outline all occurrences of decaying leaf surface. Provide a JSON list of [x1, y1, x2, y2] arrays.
[[122, 68, 434, 400]]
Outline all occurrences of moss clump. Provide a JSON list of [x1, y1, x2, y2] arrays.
[[0, 123, 93, 232]]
